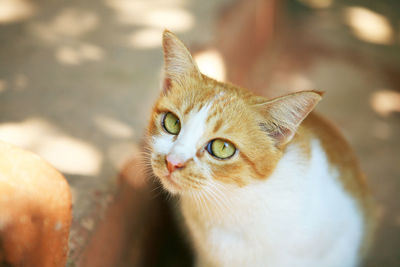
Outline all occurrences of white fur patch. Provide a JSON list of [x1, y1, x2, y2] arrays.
[[153, 103, 212, 163], [152, 133, 174, 155], [181, 140, 364, 267]]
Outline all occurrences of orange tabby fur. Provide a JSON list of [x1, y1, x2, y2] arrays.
[[295, 113, 374, 256], [147, 30, 374, 265]]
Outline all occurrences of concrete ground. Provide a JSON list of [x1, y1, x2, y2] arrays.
[[0, 0, 232, 265], [0, 0, 399, 266]]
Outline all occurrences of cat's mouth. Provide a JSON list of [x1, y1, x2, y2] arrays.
[[163, 173, 182, 191], [151, 155, 181, 194], [155, 168, 183, 194]]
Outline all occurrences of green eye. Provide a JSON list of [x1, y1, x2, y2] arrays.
[[162, 112, 181, 135], [207, 139, 236, 159]]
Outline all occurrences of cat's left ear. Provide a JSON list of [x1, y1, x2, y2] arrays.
[[256, 90, 323, 146], [162, 30, 202, 91]]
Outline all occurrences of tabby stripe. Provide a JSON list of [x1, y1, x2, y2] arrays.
[[240, 152, 265, 179]]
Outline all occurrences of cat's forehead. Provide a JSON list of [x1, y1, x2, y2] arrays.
[[159, 87, 244, 121]]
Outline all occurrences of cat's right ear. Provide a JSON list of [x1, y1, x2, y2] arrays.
[[162, 30, 202, 91], [255, 90, 323, 146]]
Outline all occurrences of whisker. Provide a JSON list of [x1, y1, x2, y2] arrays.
[[198, 191, 211, 218], [193, 191, 202, 214], [204, 181, 232, 216], [204, 186, 224, 215], [150, 185, 165, 199], [184, 176, 206, 187]]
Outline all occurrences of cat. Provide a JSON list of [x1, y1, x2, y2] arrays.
[[146, 30, 374, 267]]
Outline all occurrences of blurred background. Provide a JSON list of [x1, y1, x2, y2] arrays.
[[0, 0, 399, 266]]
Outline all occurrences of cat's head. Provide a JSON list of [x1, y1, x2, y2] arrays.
[[147, 30, 322, 195]]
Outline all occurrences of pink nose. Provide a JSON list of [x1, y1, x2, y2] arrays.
[[166, 155, 185, 173]]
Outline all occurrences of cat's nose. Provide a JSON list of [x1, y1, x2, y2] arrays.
[[166, 155, 185, 173]]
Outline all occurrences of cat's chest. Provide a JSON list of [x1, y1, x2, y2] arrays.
[[181, 140, 363, 267], [186, 183, 311, 255]]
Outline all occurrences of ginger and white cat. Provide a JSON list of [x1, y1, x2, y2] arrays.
[[147, 30, 373, 267]]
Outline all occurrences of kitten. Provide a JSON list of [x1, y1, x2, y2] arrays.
[[147, 30, 373, 267]]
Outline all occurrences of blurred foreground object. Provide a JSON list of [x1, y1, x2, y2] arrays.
[[0, 141, 71, 267]]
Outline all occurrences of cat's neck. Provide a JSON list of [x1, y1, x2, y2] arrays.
[[177, 120, 367, 267], [179, 137, 364, 247], [180, 113, 368, 228], [180, 185, 239, 224], [179, 139, 315, 225]]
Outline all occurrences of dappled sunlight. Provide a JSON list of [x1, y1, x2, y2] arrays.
[[0, 118, 102, 176], [194, 49, 226, 81], [0, 0, 36, 24], [272, 72, 314, 93], [36, 136, 101, 176], [128, 28, 163, 49], [94, 115, 134, 139], [105, 0, 194, 33], [0, 79, 7, 93], [56, 46, 80, 65], [288, 74, 314, 91], [29, 8, 99, 43], [14, 73, 28, 91], [79, 43, 104, 61], [143, 8, 194, 32], [0, 118, 50, 148], [297, 0, 333, 9], [344, 6, 394, 45], [55, 43, 104, 65], [370, 89, 400, 117], [27, 8, 104, 65]]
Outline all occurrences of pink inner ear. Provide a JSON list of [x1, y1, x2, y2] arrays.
[[163, 77, 172, 92], [259, 122, 293, 145], [268, 125, 293, 144]]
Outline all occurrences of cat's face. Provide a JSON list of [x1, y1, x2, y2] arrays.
[[147, 31, 322, 195], [148, 76, 280, 194]]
